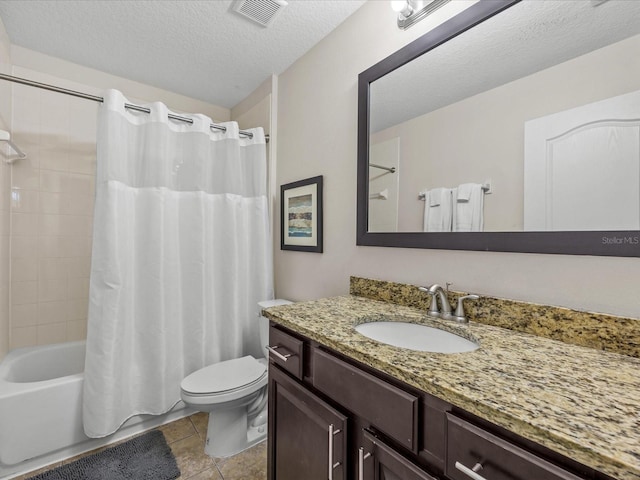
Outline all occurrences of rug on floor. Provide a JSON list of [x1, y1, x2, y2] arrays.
[[26, 430, 180, 480]]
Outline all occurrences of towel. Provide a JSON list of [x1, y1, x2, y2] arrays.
[[423, 188, 453, 232], [453, 183, 484, 232]]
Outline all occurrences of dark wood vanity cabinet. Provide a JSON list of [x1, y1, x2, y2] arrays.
[[267, 324, 605, 480], [268, 365, 347, 480]]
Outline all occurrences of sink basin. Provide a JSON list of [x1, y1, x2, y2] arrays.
[[355, 321, 479, 354]]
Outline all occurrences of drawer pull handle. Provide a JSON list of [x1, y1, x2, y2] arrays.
[[455, 461, 487, 480], [328, 424, 342, 480], [358, 447, 372, 480], [266, 345, 292, 362]]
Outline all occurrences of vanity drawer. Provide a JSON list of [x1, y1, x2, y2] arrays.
[[446, 414, 584, 480], [313, 348, 419, 452], [268, 326, 304, 380]]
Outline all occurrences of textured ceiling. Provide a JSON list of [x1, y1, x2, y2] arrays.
[[0, 0, 366, 108], [370, 0, 640, 133]]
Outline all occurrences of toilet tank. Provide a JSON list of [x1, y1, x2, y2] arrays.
[[257, 299, 292, 358]]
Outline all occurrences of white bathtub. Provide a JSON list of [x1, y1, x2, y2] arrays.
[[0, 341, 191, 479]]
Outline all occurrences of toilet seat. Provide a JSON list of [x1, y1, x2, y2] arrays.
[[181, 356, 267, 405]]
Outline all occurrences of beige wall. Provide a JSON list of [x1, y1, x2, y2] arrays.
[[7, 48, 231, 350], [275, 1, 640, 318], [372, 34, 640, 232], [0, 16, 11, 360]]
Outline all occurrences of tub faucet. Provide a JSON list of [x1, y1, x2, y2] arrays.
[[418, 284, 452, 319]]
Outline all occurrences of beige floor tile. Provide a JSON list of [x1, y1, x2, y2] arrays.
[[190, 412, 209, 439], [16, 417, 268, 480], [170, 432, 216, 478], [216, 441, 267, 480], [161, 416, 197, 444], [181, 466, 224, 480]]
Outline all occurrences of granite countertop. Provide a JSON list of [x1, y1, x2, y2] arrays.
[[264, 295, 640, 480]]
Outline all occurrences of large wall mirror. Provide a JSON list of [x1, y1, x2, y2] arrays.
[[357, 0, 640, 256]]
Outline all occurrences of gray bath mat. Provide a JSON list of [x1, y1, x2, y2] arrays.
[[27, 430, 180, 480]]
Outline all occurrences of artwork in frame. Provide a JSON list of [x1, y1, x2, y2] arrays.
[[281, 175, 323, 253]]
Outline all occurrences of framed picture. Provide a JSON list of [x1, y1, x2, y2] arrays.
[[281, 175, 323, 253]]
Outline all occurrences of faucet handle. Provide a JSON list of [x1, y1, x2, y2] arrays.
[[454, 295, 479, 323], [418, 286, 440, 317]]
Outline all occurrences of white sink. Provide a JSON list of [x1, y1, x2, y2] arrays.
[[355, 321, 479, 354]]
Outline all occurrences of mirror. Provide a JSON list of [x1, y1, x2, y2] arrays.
[[357, 0, 640, 256]]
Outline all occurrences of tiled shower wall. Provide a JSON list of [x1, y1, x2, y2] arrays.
[[9, 68, 97, 349]]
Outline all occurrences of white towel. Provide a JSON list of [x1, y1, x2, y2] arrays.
[[423, 188, 453, 232], [453, 183, 484, 232]]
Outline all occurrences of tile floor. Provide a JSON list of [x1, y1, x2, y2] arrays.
[[16, 412, 267, 480]]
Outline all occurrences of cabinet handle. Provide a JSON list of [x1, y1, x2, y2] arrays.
[[266, 345, 292, 362], [455, 461, 488, 480], [328, 424, 342, 480], [358, 447, 372, 480]]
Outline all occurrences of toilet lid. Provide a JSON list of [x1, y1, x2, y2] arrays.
[[181, 355, 266, 395]]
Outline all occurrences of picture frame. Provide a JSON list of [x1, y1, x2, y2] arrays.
[[280, 175, 323, 253]]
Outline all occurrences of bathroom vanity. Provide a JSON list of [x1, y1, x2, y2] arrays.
[[264, 286, 640, 480]]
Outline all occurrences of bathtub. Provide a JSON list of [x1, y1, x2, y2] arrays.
[[0, 341, 191, 479]]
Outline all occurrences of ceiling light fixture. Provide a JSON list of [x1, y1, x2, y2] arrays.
[[391, 0, 451, 30]]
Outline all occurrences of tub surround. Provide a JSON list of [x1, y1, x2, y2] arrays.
[[264, 292, 640, 480], [350, 276, 640, 358]]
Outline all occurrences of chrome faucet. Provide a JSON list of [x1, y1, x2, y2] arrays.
[[418, 284, 452, 319], [419, 283, 479, 323]]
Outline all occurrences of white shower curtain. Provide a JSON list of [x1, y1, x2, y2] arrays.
[[83, 90, 273, 438]]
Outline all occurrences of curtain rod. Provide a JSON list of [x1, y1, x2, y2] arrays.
[[0, 73, 269, 142]]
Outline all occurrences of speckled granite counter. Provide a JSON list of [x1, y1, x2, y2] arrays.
[[264, 295, 640, 480]]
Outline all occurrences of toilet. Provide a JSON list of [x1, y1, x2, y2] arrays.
[[180, 299, 292, 458]]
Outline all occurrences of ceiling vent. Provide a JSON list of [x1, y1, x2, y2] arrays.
[[232, 0, 288, 27]]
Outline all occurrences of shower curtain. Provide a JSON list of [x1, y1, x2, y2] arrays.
[[83, 90, 273, 438]]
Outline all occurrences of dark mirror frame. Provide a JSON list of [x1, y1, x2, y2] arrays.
[[357, 0, 640, 257]]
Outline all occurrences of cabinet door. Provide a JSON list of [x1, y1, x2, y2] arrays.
[[446, 415, 584, 480], [359, 429, 437, 480], [268, 366, 347, 480]]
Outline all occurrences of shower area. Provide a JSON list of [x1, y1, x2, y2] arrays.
[[0, 34, 276, 477]]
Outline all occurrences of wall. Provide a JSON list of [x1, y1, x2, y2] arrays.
[[0, 16, 11, 360], [7, 47, 231, 350], [370, 34, 640, 232], [275, 0, 640, 318]]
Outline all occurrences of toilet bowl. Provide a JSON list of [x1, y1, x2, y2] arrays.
[[180, 299, 292, 458]]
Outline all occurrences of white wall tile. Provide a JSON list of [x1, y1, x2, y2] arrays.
[[36, 322, 67, 345], [11, 164, 40, 190], [38, 278, 67, 302], [39, 191, 64, 214], [62, 193, 94, 216], [68, 276, 89, 300], [11, 281, 37, 305], [11, 235, 38, 258], [66, 319, 87, 342], [40, 144, 70, 172], [11, 326, 37, 349], [68, 299, 88, 321], [11, 257, 37, 282], [66, 257, 91, 278], [37, 300, 68, 325], [60, 214, 92, 237], [10, 189, 40, 213], [11, 303, 37, 328], [38, 235, 65, 258], [11, 212, 39, 236], [38, 257, 67, 279], [61, 235, 92, 258], [66, 173, 94, 196], [40, 170, 69, 193], [68, 154, 96, 176]]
